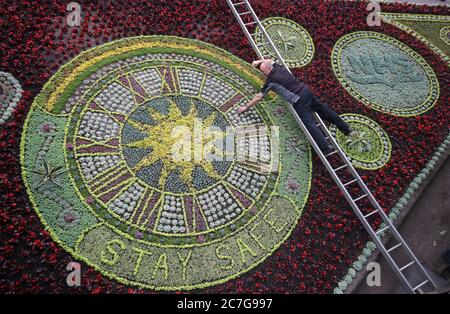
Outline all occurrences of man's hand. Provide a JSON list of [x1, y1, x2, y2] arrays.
[[237, 105, 248, 115], [237, 93, 264, 115], [252, 59, 264, 68]]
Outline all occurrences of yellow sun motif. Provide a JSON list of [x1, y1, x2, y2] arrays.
[[125, 98, 226, 190]]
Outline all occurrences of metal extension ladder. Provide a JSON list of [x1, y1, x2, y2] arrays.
[[226, 0, 438, 294]]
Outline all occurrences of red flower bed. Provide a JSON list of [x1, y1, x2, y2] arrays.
[[0, 0, 449, 293]]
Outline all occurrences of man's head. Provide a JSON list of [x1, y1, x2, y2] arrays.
[[253, 59, 274, 76]]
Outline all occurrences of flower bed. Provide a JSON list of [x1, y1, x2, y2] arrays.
[[255, 17, 315, 68], [20, 35, 313, 290], [0, 0, 449, 293]]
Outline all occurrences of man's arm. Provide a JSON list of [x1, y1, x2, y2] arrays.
[[237, 92, 264, 114], [252, 59, 264, 68]]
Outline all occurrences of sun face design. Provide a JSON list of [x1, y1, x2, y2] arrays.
[[122, 96, 227, 193]]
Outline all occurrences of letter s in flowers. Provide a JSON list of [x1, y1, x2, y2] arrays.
[[366, 2, 381, 27], [66, 262, 81, 287], [366, 262, 381, 287], [66, 2, 81, 27]]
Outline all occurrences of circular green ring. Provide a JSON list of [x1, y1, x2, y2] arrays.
[[256, 17, 315, 68]]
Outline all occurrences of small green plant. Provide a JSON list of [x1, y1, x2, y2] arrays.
[[346, 131, 371, 153], [275, 30, 296, 53], [30, 157, 68, 189]]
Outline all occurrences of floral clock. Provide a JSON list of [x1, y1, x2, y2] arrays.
[[0, 71, 22, 124], [255, 17, 315, 68], [332, 31, 440, 117], [21, 36, 312, 290], [329, 114, 392, 170]]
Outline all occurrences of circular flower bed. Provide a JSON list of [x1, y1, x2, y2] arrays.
[[255, 17, 315, 68], [0, 71, 22, 124], [20, 35, 312, 290], [331, 31, 440, 117], [330, 114, 392, 170]]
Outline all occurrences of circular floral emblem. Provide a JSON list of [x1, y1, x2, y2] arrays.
[[255, 17, 315, 68], [440, 26, 450, 45], [21, 36, 312, 290], [0, 71, 22, 124], [332, 31, 439, 116], [120, 95, 233, 195], [329, 114, 392, 170]]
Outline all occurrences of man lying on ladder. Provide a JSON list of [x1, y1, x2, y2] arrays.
[[237, 58, 360, 155]]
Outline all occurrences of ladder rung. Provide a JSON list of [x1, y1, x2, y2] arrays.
[[353, 194, 368, 202], [333, 164, 348, 172], [233, 1, 246, 6], [325, 150, 338, 157], [375, 226, 390, 235], [413, 280, 429, 291], [400, 261, 415, 272], [244, 22, 256, 26], [238, 11, 251, 15], [387, 243, 403, 253], [251, 32, 262, 36], [343, 179, 358, 187], [363, 210, 378, 219], [257, 42, 270, 46]]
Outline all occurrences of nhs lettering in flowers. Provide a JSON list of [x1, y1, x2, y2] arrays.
[[332, 31, 439, 117], [21, 36, 312, 290]]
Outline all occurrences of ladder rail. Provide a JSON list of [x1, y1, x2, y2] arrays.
[[317, 120, 437, 287], [242, 1, 281, 61], [286, 104, 416, 292], [228, 3, 261, 56], [225, 0, 438, 293], [228, 0, 285, 64]]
